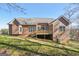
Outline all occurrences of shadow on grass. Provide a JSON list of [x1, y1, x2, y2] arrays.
[[26, 40, 79, 54], [0, 40, 79, 56], [0, 42, 49, 56]]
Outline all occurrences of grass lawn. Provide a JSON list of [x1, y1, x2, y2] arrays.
[[0, 35, 79, 56]]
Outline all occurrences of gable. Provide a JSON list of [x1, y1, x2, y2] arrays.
[[8, 18, 15, 24], [8, 19, 19, 26], [52, 19, 65, 28], [49, 16, 70, 26], [13, 19, 19, 25]]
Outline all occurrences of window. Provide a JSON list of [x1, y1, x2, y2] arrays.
[[29, 27, 32, 32], [41, 26, 48, 30], [38, 26, 41, 30], [29, 26, 36, 32], [41, 26, 44, 30], [19, 26, 23, 32], [44, 26, 48, 30], [59, 26, 65, 31]]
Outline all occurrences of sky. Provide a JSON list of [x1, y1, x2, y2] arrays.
[[0, 3, 70, 29]]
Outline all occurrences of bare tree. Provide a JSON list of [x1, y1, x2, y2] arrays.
[[64, 3, 79, 18], [0, 3, 27, 15], [64, 4, 79, 40]]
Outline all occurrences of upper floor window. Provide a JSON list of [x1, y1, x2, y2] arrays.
[[59, 26, 65, 31]]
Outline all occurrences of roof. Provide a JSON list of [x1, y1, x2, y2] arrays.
[[58, 16, 71, 26], [8, 18, 53, 25], [8, 16, 71, 26], [50, 16, 71, 26], [57, 16, 71, 23]]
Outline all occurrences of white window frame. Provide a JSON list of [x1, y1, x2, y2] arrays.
[[19, 25, 23, 34], [59, 26, 65, 32]]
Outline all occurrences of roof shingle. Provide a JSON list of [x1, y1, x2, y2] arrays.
[[9, 18, 53, 25]]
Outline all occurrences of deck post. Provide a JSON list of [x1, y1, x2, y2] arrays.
[[36, 24, 38, 39], [44, 30, 45, 39]]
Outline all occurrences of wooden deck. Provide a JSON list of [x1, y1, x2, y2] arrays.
[[27, 30, 51, 37], [36, 30, 51, 35]]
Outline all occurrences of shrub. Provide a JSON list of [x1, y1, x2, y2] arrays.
[[0, 29, 9, 35]]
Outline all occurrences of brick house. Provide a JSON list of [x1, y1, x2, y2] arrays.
[[8, 16, 70, 43]]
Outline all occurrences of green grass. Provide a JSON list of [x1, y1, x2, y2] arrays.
[[0, 35, 79, 56]]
